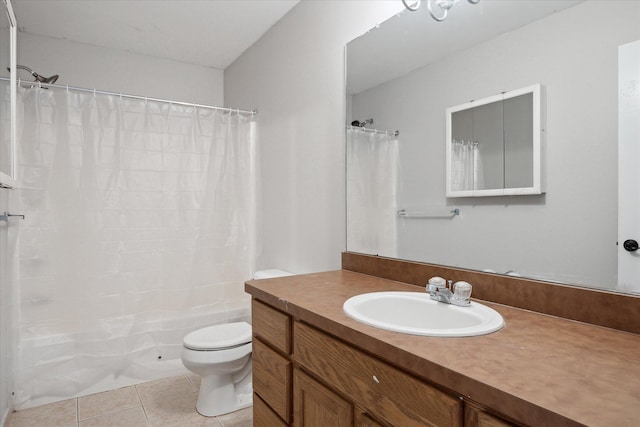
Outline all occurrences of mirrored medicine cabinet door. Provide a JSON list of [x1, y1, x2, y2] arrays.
[[446, 84, 542, 197]]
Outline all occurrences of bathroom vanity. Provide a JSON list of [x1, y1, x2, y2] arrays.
[[246, 253, 640, 426]]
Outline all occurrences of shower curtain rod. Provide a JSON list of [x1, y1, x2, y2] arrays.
[[347, 125, 399, 137], [0, 77, 257, 116]]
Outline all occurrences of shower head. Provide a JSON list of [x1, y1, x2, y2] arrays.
[[351, 118, 374, 128], [14, 65, 59, 84]]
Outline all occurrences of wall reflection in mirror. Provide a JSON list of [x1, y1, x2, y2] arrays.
[[345, 0, 640, 294]]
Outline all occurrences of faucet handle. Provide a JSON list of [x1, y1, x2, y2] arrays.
[[427, 276, 446, 291], [452, 281, 472, 306]]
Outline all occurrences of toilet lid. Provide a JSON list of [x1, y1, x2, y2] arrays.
[[183, 322, 252, 351]]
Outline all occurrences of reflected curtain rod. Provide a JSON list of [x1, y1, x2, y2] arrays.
[[347, 125, 399, 137], [0, 77, 257, 116]]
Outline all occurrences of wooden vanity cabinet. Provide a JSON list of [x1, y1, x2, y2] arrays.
[[252, 300, 293, 425], [251, 298, 516, 427]]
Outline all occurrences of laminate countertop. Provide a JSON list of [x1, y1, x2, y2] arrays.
[[245, 270, 640, 427]]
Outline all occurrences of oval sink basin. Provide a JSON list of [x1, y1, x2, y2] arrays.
[[343, 291, 504, 337]]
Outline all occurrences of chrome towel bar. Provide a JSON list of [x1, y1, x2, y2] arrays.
[[397, 208, 459, 219], [0, 212, 25, 221]]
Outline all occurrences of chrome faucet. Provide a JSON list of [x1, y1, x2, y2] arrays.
[[427, 278, 454, 303], [426, 277, 472, 307]]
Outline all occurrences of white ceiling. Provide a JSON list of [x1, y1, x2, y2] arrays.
[[10, 0, 300, 70]]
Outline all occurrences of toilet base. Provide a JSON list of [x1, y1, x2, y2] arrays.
[[195, 372, 253, 417]]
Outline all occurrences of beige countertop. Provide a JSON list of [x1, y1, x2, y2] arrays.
[[245, 270, 640, 427]]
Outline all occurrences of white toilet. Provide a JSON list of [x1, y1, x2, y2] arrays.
[[181, 269, 292, 417], [181, 322, 253, 416]]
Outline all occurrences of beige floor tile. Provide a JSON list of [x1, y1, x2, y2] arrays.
[[135, 375, 197, 406], [7, 377, 251, 427], [7, 399, 78, 427], [78, 386, 141, 421], [144, 393, 221, 427], [216, 407, 252, 427], [79, 406, 148, 427]]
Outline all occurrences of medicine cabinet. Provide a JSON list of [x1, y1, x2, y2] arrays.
[[445, 84, 543, 197], [0, 0, 17, 188]]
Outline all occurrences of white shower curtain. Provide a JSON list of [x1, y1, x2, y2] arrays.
[[451, 140, 484, 191], [14, 85, 259, 408], [346, 128, 399, 258]]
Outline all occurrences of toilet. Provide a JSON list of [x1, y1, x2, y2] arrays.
[[181, 269, 292, 417]]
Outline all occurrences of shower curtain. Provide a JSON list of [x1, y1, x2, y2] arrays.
[[451, 140, 484, 191], [346, 127, 399, 258], [13, 84, 259, 408]]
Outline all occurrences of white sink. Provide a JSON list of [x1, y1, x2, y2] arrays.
[[343, 291, 504, 337]]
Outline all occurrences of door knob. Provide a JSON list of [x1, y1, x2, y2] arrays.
[[623, 239, 639, 252]]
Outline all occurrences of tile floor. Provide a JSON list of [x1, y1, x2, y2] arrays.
[[5, 374, 252, 427]]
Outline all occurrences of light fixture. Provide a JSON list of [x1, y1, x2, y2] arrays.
[[402, 0, 480, 22]]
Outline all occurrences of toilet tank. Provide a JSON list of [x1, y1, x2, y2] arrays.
[[253, 269, 293, 280]]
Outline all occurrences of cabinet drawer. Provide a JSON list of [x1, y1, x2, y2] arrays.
[[294, 321, 463, 427], [253, 393, 288, 427], [253, 337, 292, 423], [252, 299, 291, 354]]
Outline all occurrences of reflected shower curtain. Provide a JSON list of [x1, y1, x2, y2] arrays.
[[451, 140, 484, 191], [346, 128, 398, 258], [14, 86, 259, 408]]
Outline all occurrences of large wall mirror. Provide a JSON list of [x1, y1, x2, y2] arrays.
[[346, 0, 640, 294]]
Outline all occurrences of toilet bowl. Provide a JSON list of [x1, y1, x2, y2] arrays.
[[181, 269, 292, 416], [181, 322, 253, 417]]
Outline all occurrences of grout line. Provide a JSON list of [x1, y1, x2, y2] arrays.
[[142, 405, 152, 427], [184, 373, 199, 392], [133, 384, 145, 410], [134, 382, 152, 426]]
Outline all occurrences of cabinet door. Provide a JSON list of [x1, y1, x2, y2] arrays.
[[465, 403, 517, 427], [293, 368, 352, 427]]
